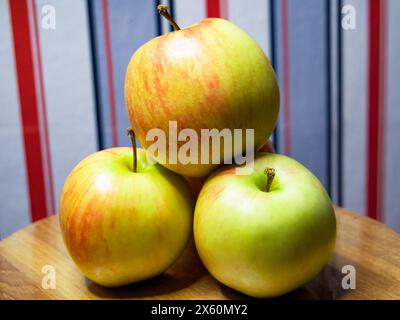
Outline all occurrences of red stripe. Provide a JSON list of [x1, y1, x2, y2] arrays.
[[367, 0, 387, 220], [102, 0, 118, 147], [281, 0, 291, 155], [31, 0, 55, 215], [378, 0, 388, 222], [9, 0, 48, 221], [206, 0, 220, 18]]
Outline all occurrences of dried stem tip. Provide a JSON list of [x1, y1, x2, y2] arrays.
[[157, 4, 181, 31], [265, 168, 275, 192]]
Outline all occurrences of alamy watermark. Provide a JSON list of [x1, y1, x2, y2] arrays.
[[39, 263, 356, 292], [41, 264, 56, 289], [144, 121, 255, 175], [41, 5, 56, 30], [341, 264, 356, 290], [342, 5, 356, 30]]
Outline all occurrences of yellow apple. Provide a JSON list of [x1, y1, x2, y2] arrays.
[[194, 153, 336, 297], [125, 11, 279, 177], [59, 147, 193, 287]]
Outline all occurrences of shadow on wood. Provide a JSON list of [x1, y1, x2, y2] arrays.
[[85, 238, 207, 299]]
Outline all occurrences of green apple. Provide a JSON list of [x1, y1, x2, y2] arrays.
[[194, 152, 336, 298], [125, 6, 279, 177], [59, 143, 193, 287]]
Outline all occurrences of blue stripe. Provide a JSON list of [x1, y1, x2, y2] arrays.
[[87, 0, 103, 150], [155, 0, 162, 35], [286, 0, 329, 188], [89, 0, 113, 148], [273, 0, 284, 153], [270, 0, 279, 152], [326, 0, 332, 196], [169, 0, 176, 32], [337, 0, 343, 205], [108, 0, 158, 146], [90, 0, 158, 148]]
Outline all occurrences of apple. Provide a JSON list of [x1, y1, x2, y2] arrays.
[[125, 6, 279, 178], [59, 145, 193, 287], [194, 152, 336, 298]]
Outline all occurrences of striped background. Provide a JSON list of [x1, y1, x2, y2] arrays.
[[0, 0, 399, 238]]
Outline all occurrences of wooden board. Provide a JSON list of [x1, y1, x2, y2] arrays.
[[1, 208, 399, 300]]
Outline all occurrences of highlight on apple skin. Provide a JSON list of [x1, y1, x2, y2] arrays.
[[59, 147, 194, 287], [125, 18, 280, 178], [193, 152, 337, 298]]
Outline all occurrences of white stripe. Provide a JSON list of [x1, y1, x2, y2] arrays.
[[384, 0, 400, 232], [174, 0, 206, 28], [36, 0, 97, 209], [342, 0, 368, 215], [227, 0, 272, 59], [0, 0, 31, 238]]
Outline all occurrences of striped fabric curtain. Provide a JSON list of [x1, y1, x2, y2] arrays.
[[0, 0, 399, 238]]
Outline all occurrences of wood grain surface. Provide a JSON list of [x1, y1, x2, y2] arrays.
[[1, 208, 399, 300]]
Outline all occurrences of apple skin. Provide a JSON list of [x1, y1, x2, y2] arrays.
[[125, 18, 279, 178], [194, 152, 336, 298], [59, 148, 193, 287]]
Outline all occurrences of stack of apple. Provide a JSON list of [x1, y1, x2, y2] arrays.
[[60, 6, 336, 298]]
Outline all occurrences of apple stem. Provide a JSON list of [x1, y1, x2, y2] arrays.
[[157, 4, 181, 31], [127, 128, 137, 173], [265, 168, 275, 192]]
